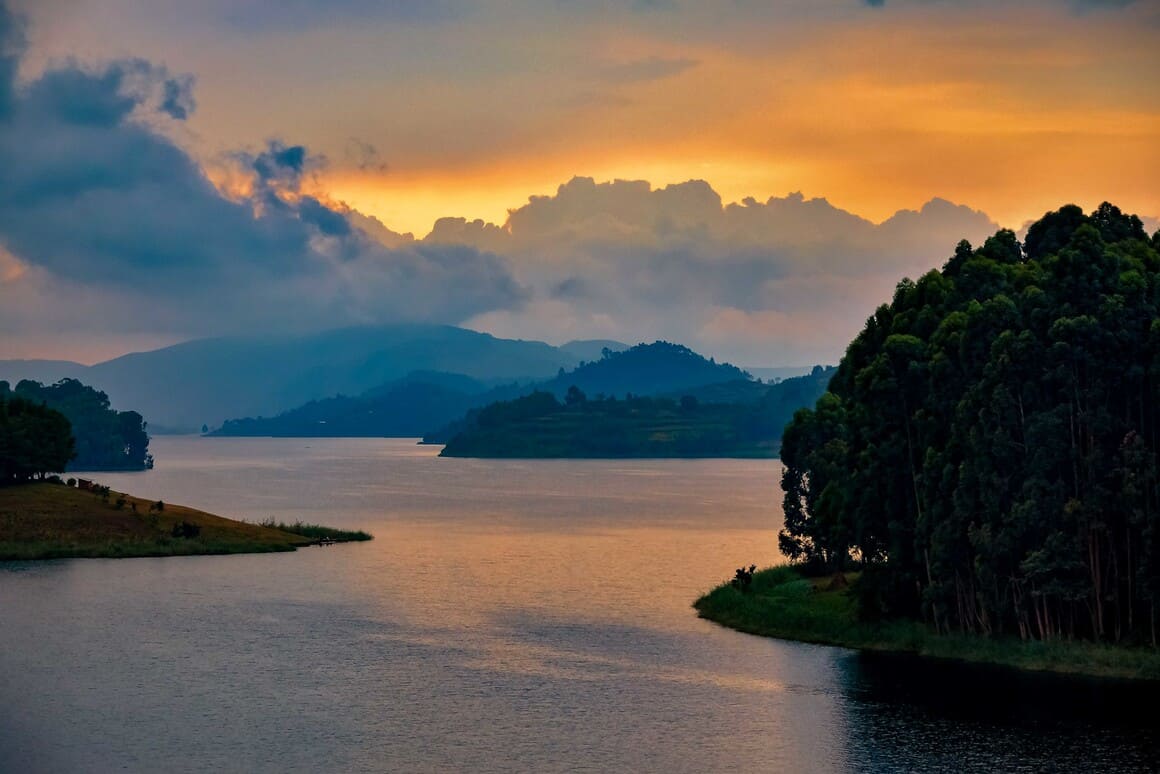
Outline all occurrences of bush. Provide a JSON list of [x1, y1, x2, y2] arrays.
[[731, 564, 757, 592], [171, 521, 200, 539]]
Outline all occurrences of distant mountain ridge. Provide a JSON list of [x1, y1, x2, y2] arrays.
[[0, 325, 581, 432], [215, 340, 763, 439]]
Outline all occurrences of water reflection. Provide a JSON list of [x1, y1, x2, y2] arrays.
[[1, 438, 1155, 773], [838, 652, 1160, 772]]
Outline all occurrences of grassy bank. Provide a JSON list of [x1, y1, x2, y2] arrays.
[[694, 566, 1160, 682], [257, 517, 372, 542], [0, 482, 371, 560]]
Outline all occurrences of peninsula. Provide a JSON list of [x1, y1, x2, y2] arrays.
[[0, 481, 371, 560]]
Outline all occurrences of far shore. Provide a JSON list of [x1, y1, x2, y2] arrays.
[[694, 566, 1160, 683], [0, 481, 371, 561]]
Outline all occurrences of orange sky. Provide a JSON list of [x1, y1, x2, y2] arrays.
[[16, 0, 1159, 236]]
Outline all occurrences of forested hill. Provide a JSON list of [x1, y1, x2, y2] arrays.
[[214, 372, 488, 438], [1, 379, 152, 471], [436, 367, 834, 458], [780, 202, 1160, 646], [538, 341, 751, 399], [214, 341, 771, 439]]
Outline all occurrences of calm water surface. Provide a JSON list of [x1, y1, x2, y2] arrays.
[[1, 438, 1156, 773]]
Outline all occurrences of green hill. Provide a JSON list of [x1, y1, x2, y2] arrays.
[[436, 367, 834, 458]]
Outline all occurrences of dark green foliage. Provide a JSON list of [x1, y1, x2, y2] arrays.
[[537, 341, 751, 398], [436, 367, 834, 458], [780, 202, 1160, 646], [731, 564, 757, 591], [257, 517, 372, 542], [2, 378, 151, 470], [0, 393, 75, 484]]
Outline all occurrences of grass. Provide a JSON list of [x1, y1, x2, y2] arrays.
[[257, 517, 372, 542], [694, 565, 1160, 682], [0, 481, 372, 560]]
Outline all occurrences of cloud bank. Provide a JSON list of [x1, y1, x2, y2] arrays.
[[0, 1, 1025, 365], [0, 3, 526, 354]]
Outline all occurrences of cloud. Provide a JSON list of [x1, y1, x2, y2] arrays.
[[447, 177, 1000, 364], [0, 3, 526, 346]]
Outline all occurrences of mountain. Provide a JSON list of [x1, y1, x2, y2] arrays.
[[556, 339, 628, 363], [0, 325, 579, 432], [537, 341, 750, 399], [218, 340, 768, 440], [213, 371, 492, 438], [0, 360, 89, 386], [435, 366, 836, 458]]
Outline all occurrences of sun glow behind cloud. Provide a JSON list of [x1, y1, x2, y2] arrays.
[[3, 0, 1158, 363]]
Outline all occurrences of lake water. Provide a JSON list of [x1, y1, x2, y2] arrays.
[[1, 437, 1156, 773]]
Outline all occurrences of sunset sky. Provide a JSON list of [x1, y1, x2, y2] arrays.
[[1, 0, 1157, 365]]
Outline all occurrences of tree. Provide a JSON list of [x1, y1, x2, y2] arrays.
[[780, 202, 1160, 643], [0, 395, 75, 483]]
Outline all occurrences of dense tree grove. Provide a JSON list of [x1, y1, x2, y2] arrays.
[[780, 203, 1160, 646], [0, 379, 152, 471], [0, 395, 75, 483]]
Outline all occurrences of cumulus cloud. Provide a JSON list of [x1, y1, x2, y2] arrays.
[[0, 3, 526, 348], [449, 177, 999, 364]]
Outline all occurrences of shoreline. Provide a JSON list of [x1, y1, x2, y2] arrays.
[[0, 481, 370, 561], [694, 566, 1160, 682]]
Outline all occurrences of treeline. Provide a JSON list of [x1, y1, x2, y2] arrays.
[[780, 203, 1160, 645], [1, 379, 152, 471], [438, 367, 834, 458], [0, 395, 74, 484]]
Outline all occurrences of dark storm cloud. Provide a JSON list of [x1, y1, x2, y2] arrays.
[[0, 1, 526, 340]]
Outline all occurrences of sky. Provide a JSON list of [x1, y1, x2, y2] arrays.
[[0, 0, 1157, 366]]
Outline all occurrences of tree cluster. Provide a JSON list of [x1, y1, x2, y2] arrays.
[[1, 379, 152, 471], [0, 394, 75, 484], [780, 203, 1160, 645]]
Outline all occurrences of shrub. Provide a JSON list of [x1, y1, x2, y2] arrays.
[[171, 521, 200, 539]]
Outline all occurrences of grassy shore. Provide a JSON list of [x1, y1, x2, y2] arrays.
[[0, 481, 371, 560], [694, 566, 1160, 682]]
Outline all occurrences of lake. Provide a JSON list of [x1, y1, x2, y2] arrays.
[[1, 437, 1156, 772]]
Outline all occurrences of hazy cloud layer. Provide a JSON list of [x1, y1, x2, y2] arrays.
[[0, 4, 526, 352]]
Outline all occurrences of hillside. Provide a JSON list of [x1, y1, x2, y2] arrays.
[[537, 341, 751, 398], [436, 367, 834, 457], [214, 371, 491, 437], [0, 325, 580, 432], [0, 481, 314, 559], [214, 340, 767, 439]]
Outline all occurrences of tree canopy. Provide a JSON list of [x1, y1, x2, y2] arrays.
[[780, 203, 1160, 645], [0, 395, 75, 484], [0, 379, 152, 471]]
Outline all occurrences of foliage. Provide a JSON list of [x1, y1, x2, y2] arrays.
[[256, 517, 373, 542], [731, 564, 758, 591], [436, 368, 834, 458], [0, 378, 152, 471], [780, 202, 1160, 646], [694, 566, 1160, 680], [0, 394, 75, 484]]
